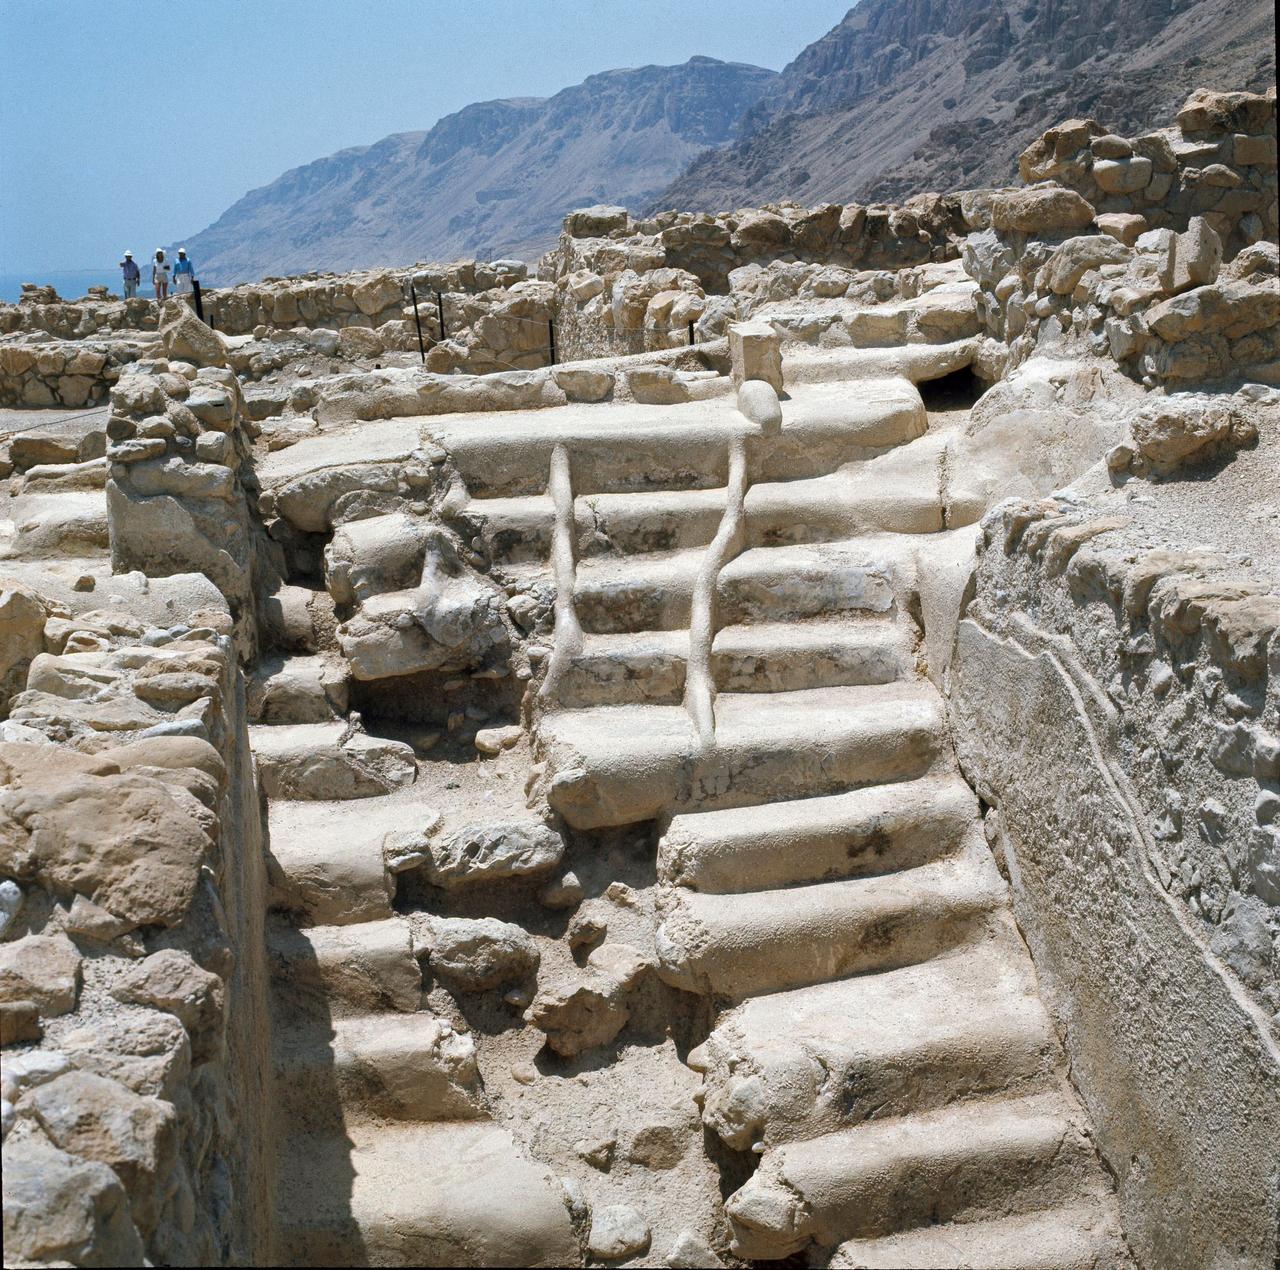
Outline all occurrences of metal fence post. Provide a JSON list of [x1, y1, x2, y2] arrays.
[[548, 318, 556, 366], [409, 282, 426, 364], [436, 291, 446, 343], [688, 318, 695, 346]]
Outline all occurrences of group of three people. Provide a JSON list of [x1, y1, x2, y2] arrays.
[[119, 247, 196, 302]]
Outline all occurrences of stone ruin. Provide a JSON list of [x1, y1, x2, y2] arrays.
[[0, 86, 1277, 1268]]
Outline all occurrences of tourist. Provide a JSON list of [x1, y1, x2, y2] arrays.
[[152, 248, 170, 303], [119, 250, 140, 299], [173, 247, 196, 296]]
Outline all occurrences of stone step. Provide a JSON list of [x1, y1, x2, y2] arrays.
[[266, 797, 412, 926], [0, 490, 109, 561], [558, 618, 913, 708], [465, 448, 944, 565], [425, 375, 924, 498], [541, 680, 945, 830], [250, 721, 418, 800], [273, 1011, 486, 1128], [725, 1089, 1103, 1260], [247, 653, 348, 726], [274, 1121, 580, 1267], [267, 916, 422, 1018], [559, 534, 917, 635], [693, 915, 1057, 1149], [656, 829, 1006, 999], [658, 771, 973, 893], [829, 1203, 1130, 1269]]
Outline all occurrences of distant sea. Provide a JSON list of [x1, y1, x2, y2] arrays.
[[0, 269, 129, 303]]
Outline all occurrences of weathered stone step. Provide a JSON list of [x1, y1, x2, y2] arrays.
[[267, 916, 421, 1018], [273, 1011, 486, 1128], [466, 448, 944, 565], [725, 1089, 1102, 1260], [267, 797, 409, 926], [0, 490, 109, 561], [692, 916, 1057, 1149], [425, 376, 924, 498], [658, 771, 972, 893], [560, 535, 916, 635], [275, 1121, 581, 1267], [541, 680, 944, 830], [558, 618, 912, 708], [656, 830, 1007, 999], [829, 1203, 1130, 1269], [250, 721, 418, 800]]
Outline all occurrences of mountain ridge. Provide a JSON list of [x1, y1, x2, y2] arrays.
[[181, 57, 776, 284]]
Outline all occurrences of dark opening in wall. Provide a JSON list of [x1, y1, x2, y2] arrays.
[[918, 365, 985, 412]]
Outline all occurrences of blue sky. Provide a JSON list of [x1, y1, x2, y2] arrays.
[[1, 0, 852, 273]]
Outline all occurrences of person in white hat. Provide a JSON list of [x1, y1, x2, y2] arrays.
[[173, 247, 196, 296], [152, 248, 170, 303], [119, 250, 140, 299]]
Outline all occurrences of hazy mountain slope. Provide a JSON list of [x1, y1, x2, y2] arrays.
[[181, 57, 775, 284], [657, 0, 1276, 211]]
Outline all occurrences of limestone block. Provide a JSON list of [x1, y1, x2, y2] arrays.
[[352, 272, 402, 317], [627, 366, 690, 405], [0, 1139, 145, 1267], [729, 321, 783, 392], [1044, 235, 1132, 294], [0, 581, 47, 714], [589, 1205, 651, 1260], [0, 932, 81, 1016], [26, 1070, 177, 1237], [553, 366, 613, 402], [159, 305, 226, 369], [425, 820, 565, 889], [247, 654, 347, 725], [0, 742, 210, 927], [1171, 217, 1223, 292], [1095, 213, 1148, 246], [565, 204, 630, 237], [1093, 156, 1153, 194], [990, 186, 1095, 234], [110, 948, 225, 1062], [427, 916, 539, 991], [250, 722, 417, 800]]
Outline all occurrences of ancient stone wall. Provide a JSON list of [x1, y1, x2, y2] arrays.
[[949, 493, 1280, 1269], [964, 88, 1278, 388], [0, 339, 152, 409], [1019, 88, 1278, 257], [1, 581, 274, 1265]]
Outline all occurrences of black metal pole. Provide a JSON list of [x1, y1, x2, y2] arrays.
[[192, 279, 204, 322], [688, 318, 695, 346], [548, 318, 556, 366], [436, 291, 446, 342], [409, 283, 426, 364]]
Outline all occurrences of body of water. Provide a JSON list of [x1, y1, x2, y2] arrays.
[[0, 268, 137, 303]]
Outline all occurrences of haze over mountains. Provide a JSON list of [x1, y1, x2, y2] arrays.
[[182, 0, 1275, 285]]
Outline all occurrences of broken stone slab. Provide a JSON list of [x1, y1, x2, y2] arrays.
[[423, 820, 565, 889], [249, 722, 417, 800]]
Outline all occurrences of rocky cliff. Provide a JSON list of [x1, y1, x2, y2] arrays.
[[658, 0, 1275, 210], [180, 58, 775, 285]]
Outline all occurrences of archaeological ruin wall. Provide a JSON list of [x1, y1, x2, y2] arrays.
[[2, 85, 1277, 1269]]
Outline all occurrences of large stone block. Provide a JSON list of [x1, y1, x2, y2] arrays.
[[728, 321, 783, 392]]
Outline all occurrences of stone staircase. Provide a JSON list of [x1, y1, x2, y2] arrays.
[[255, 726, 579, 1266], [511, 360, 1132, 1266]]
